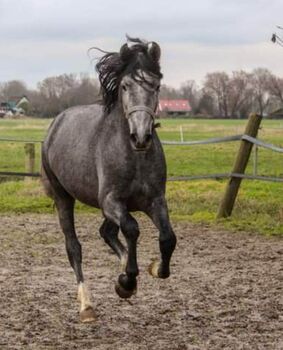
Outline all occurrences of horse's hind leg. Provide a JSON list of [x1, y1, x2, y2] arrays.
[[147, 196, 177, 279], [99, 219, 128, 271], [54, 194, 95, 323]]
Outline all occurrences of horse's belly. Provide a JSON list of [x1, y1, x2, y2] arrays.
[[57, 173, 100, 209], [71, 189, 100, 208]]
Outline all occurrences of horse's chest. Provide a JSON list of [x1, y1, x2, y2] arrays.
[[129, 166, 157, 200], [126, 179, 153, 211], [131, 179, 151, 196]]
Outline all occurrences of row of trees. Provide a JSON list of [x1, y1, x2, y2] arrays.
[[1, 68, 283, 118], [0, 74, 100, 117], [160, 68, 283, 118]]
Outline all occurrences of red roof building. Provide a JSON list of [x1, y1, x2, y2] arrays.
[[158, 99, 191, 115]]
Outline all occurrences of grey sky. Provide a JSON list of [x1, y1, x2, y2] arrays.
[[0, 0, 282, 87]]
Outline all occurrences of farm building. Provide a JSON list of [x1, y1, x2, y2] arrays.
[[158, 99, 191, 117], [0, 95, 30, 117]]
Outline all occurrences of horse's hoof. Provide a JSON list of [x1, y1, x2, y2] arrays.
[[115, 282, 136, 299], [148, 261, 160, 278], [80, 306, 96, 323]]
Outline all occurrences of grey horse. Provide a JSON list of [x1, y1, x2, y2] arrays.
[[42, 37, 177, 322]]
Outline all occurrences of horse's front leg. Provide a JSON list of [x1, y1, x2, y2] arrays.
[[147, 196, 177, 278], [102, 194, 139, 299], [99, 219, 128, 271]]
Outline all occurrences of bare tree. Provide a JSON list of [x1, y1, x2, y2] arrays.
[[267, 74, 283, 105], [204, 72, 230, 117], [250, 68, 272, 115], [228, 71, 253, 118], [34, 73, 100, 117], [197, 92, 215, 116], [179, 80, 200, 113], [1, 80, 28, 99], [159, 84, 181, 99]]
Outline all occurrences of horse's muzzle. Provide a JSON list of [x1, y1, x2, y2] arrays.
[[130, 133, 152, 151]]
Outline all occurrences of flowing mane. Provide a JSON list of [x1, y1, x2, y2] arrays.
[[95, 37, 163, 114]]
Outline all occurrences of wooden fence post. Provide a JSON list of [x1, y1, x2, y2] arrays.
[[24, 143, 35, 179], [217, 113, 262, 218]]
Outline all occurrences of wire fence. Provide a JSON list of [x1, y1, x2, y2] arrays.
[[161, 133, 283, 182], [0, 133, 282, 182]]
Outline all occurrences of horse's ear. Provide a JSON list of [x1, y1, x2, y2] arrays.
[[120, 43, 131, 62], [148, 42, 161, 62]]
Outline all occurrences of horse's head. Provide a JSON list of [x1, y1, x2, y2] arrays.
[[119, 41, 161, 151], [96, 37, 163, 151]]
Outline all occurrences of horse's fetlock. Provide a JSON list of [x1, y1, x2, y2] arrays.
[[160, 234, 176, 252]]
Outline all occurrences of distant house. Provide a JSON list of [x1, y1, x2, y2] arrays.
[[0, 95, 30, 117], [158, 99, 191, 117]]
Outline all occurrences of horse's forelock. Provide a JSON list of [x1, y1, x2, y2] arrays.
[[95, 37, 162, 114]]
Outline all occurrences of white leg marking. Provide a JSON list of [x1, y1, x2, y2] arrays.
[[120, 253, 128, 272], [149, 261, 160, 277], [78, 282, 93, 312]]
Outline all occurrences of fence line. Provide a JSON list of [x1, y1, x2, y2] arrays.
[[161, 134, 243, 146], [241, 135, 283, 153], [0, 138, 43, 143], [0, 129, 282, 181], [0, 171, 41, 177], [161, 134, 283, 152], [1, 133, 282, 151], [168, 173, 283, 183]]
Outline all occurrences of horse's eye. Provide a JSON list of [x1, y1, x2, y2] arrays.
[[156, 85, 160, 92], [122, 85, 127, 91]]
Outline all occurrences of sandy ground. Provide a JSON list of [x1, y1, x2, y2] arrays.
[[0, 214, 282, 350]]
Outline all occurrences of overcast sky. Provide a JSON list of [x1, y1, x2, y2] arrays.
[[0, 0, 282, 88]]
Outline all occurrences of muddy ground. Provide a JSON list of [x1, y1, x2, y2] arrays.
[[0, 214, 282, 350]]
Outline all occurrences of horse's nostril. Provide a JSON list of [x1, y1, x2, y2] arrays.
[[130, 133, 138, 144], [145, 134, 152, 144]]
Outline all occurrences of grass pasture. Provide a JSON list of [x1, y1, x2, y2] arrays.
[[0, 117, 282, 235]]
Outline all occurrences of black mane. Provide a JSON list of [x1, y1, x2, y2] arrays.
[[95, 37, 163, 114]]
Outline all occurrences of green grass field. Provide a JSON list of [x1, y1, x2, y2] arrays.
[[0, 117, 282, 235]]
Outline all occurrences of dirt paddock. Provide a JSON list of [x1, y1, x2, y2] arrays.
[[0, 214, 282, 349]]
